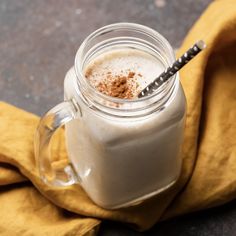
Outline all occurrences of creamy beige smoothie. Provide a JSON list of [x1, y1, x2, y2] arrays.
[[84, 49, 165, 99], [64, 48, 186, 208]]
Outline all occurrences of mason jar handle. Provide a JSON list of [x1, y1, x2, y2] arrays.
[[35, 100, 81, 187]]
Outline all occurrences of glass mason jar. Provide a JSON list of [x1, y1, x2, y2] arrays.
[[35, 23, 186, 209]]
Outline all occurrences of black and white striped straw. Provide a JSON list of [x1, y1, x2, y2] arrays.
[[138, 40, 206, 98]]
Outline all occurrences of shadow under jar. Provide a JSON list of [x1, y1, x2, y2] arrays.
[[35, 23, 186, 209]]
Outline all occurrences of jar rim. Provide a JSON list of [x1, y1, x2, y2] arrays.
[[74, 22, 176, 106]]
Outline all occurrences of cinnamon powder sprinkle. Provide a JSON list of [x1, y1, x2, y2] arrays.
[[85, 68, 92, 78], [128, 72, 135, 78], [95, 71, 140, 99]]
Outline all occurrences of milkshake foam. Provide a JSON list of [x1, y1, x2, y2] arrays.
[[84, 49, 165, 99]]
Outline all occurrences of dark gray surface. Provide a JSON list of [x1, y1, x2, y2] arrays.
[[2, 0, 236, 235], [1, 0, 211, 115], [99, 200, 236, 236]]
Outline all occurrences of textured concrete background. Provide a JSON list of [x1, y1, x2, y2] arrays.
[[1, 0, 211, 115], [1, 0, 236, 235]]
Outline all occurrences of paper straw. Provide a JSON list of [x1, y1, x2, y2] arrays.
[[138, 40, 206, 98]]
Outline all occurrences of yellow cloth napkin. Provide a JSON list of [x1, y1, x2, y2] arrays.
[[0, 0, 236, 235]]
